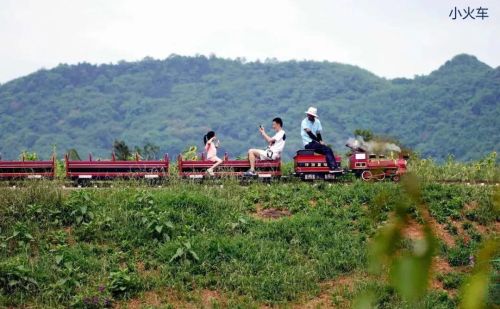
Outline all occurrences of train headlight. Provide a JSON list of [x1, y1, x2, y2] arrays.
[[355, 153, 366, 160]]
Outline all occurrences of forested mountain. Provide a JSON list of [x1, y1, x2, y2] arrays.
[[0, 54, 498, 161]]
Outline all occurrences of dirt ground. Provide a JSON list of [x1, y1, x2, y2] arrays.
[[253, 206, 292, 220]]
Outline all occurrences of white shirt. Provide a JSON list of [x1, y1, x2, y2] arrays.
[[204, 141, 217, 159], [268, 129, 286, 155]]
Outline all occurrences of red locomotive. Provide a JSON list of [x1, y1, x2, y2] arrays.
[[293, 140, 408, 181], [348, 152, 408, 182]]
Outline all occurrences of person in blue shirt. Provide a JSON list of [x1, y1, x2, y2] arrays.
[[301, 107, 340, 171]]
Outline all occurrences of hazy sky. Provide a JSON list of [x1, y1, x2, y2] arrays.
[[1, 0, 499, 83]]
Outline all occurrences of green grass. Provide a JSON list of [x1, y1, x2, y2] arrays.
[[0, 179, 498, 308], [409, 152, 499, 183]]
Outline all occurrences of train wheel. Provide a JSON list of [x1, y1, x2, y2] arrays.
[[76, 178, 90, 187], [376, 173, 386, 181], [392, 175, 401, 182], [361, 170, 372, 181]]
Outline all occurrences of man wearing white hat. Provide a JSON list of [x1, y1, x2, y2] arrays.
[[301, 107, 339, 171]]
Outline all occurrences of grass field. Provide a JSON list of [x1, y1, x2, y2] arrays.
[[0, 158, 499, 308]]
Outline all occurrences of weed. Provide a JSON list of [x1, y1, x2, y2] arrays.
[[108, 268, 141, 298], [438, 272, 464, 289], [446, 239, 475, 267], [168, 241, 200, 264], [0, 257, 39, 297]]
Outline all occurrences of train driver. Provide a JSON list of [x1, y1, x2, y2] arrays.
[[301, 107, 340, 172]]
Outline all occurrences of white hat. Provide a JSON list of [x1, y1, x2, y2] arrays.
[[305, 107, 318, 118]]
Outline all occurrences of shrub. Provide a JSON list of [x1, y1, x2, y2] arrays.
[[0, 258, 38, 295], [447, 240, 474, 267], [62, 191, 96, 225], [438, 272, 464, 289], [108, 268, 141, 299]]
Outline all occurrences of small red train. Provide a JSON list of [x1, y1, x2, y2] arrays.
[[0, 143, 407, 183], [348, 152, 408, 182], [293, 145, 408, 182]]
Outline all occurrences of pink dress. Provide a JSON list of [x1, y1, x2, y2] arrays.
[[205, 141, 219, 161]]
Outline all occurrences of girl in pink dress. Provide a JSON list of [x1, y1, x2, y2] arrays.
[[203, 131, 223, 176]]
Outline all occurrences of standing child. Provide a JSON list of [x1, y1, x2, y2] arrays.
[[204, 131, 223, 176]]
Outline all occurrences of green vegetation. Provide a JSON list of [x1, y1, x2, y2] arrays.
[[410, 152, 499, 183], [1, 58, 499, 307], [19, 150, 39, 161], [0, 54, 498, 161], [0, 175, 498, 308], [111, 140, 161, 161]]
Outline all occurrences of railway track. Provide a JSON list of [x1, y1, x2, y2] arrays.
[[1, 177, 498, 189]]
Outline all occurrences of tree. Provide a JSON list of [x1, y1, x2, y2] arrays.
[[0, 54, 497, 161], [354, 129, 374, 142], [113, 140, 131, 161], [67, 148, 81, 160], [134, 142, 160, 160]]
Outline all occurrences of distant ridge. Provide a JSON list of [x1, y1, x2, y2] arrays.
[[0, 54, 498, 161]]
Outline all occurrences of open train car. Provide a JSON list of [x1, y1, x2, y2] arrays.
[[65, 153, 169, 184], [178, 153, 281, 179], [0, 156, 56, 180], [293, 150, 343, 181]]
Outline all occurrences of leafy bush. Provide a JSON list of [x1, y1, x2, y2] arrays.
[[108, 268, 141, 298], [62, 191, 96, 225], [438, 272, 464, 289], [131, 190, 155, 208], [169, 241, 200, 264], [5, 222, 35, 247], [0, 258, 38, 295], [446, 240, 474, 267], [139, 209, 175, 241], [423, 184, 468, 223]]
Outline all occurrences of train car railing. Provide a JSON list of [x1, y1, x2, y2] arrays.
[[65, 153, 169, 181], [177, 153, 281, 179], [0, 156, 55, 179]]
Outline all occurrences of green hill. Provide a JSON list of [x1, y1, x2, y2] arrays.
[[0, 54, 498, 160]]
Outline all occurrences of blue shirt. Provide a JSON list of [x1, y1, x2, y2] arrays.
[[301, 118, 323, 145]]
